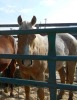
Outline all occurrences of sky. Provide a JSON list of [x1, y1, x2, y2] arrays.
[[0, 0, 77, 24]]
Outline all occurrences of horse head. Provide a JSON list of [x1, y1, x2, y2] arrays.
[[17, 15, 37, 67]]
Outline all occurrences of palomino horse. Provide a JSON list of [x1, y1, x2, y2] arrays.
[[0, 35, 17, 96], [17, 15, 77, 100]]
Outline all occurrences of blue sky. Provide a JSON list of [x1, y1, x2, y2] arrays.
[[0, 0, 77, 24]]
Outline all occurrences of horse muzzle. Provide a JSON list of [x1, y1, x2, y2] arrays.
[[22, 60, 33, 67]]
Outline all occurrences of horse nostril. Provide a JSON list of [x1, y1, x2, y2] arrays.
[[31, 60, 32, 65], [27, 60, 33, 67], [22, 60, 24, 64]]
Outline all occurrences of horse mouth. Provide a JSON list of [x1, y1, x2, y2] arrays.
[[22, 60, 33, 67]]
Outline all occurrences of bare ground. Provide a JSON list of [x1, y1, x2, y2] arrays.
[[0, 86, 77, 100], [0, 71, 77, 100]]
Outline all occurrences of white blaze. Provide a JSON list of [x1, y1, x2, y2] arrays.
[[23, 44, 32, 67]]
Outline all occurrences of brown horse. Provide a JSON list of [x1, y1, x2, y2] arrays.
[[0, 35, 17, 96], [17, 15, 77, 100]]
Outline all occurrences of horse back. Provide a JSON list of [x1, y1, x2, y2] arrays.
[[58, 33, 77, 55], [0, 35, 17, 54]]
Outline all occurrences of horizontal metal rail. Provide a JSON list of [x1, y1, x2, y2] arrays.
[[0, 77, 77, 91], [0, 23, 77, 27], [0, 54, 77, 61], [0, 27, 77, 35]]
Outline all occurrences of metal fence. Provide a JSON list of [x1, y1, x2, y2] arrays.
[[0, 23, 77, 99]]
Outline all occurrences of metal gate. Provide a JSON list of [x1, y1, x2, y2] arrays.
[[0, 23, 77, 100]]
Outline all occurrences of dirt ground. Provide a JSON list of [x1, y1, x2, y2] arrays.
[[0, 71, 77, 100], [0, 85, 77, 100]]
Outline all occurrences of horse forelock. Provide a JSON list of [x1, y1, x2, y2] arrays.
[[19, 21, 33, 30]]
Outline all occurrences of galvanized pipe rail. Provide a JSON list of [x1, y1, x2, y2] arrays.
[[0, 23, 77, 27], [0, 23, 77, 38], [0, 25, 77, 99]]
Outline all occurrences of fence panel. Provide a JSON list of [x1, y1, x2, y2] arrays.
[[0, 24, 77, 99]]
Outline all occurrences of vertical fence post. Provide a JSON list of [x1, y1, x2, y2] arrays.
[[48, 33, 56, 100]]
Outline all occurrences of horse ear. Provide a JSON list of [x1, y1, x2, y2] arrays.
[[17, 15, 22, 25], [31, 16, 36, 25]]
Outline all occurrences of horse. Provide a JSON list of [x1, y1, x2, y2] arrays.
[[2, 59, 16, 96], [0, 35, 17, 96], [17, 15, 77, 100]]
